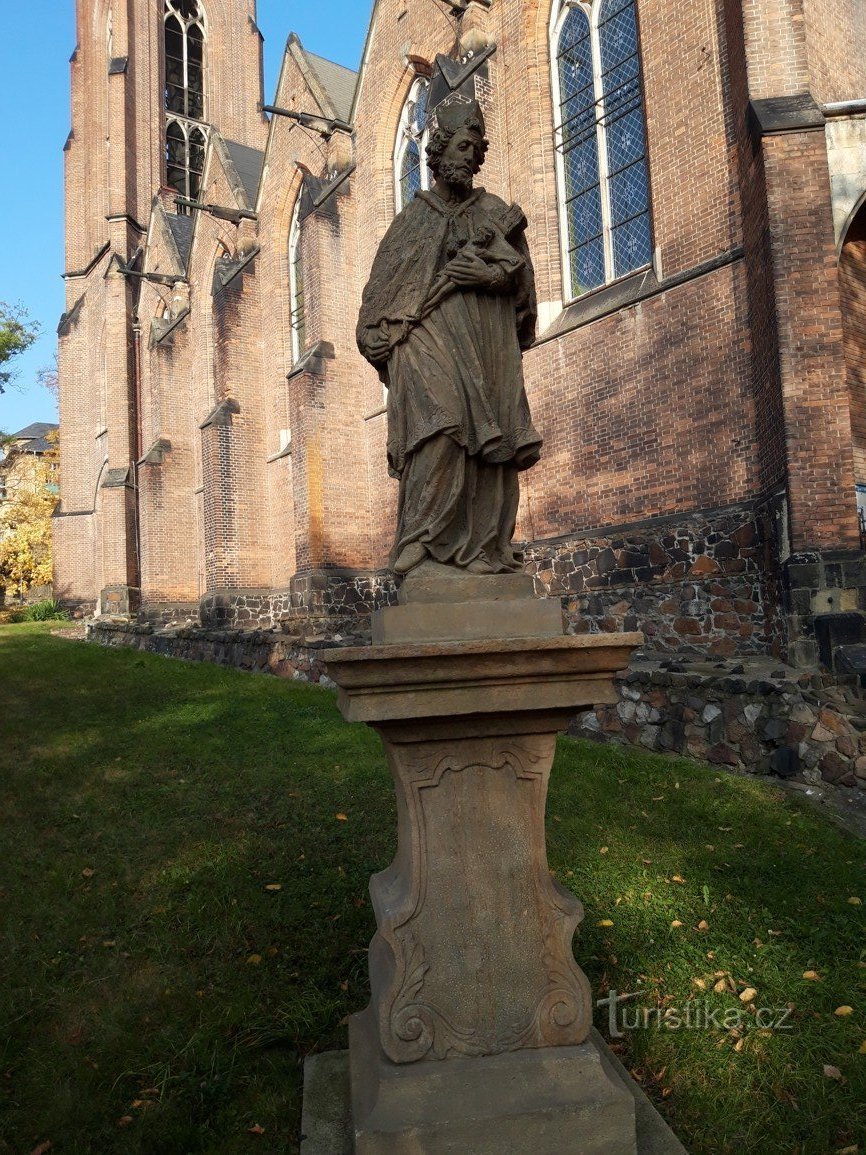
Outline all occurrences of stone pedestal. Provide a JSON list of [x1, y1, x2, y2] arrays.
[[321, 576, 644, 1152]]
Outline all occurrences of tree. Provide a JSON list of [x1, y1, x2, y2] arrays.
[[0, 302, 39, 394], [37, 354, 59, 401], [0, 432, 58, 596]]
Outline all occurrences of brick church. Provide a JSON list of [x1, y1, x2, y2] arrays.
[[55, 0, 866, 669]]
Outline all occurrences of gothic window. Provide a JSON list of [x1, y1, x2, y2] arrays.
[[166, 121, 207, 204], [164, 0, 206, 209], [164, 0, 205, 119], [551, 0, 652, 301], [394, 76, 431, 211], [289, 198, 306, 363]]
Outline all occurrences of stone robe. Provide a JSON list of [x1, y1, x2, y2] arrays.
[[357, 187, 542, 573]]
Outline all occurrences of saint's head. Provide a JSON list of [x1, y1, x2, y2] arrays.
[[427, 99, 490, 190]]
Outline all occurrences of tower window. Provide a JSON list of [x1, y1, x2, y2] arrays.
[[166, 121, 207, 205], [164, 0, 205, 120], [394, 76, 431, 212], [551, 0, 653, 301], [164, 0, 206, 210]]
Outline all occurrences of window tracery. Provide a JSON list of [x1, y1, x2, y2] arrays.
[[164, 0, 207, 209], [394, 76, 431, 211], [551, 0, 652, 301], [289, 197, 306, 363]]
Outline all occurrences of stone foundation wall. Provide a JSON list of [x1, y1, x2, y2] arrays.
[[190, 570, 398, 630], [576, 662, 866, 789], [88, 620, 339, 684], [522, 495, 787, 658]]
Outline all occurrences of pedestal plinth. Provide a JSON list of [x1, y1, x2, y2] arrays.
[[320, 587, 644, 1153]]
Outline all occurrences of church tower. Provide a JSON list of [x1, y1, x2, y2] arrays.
[[55, 0, 267, 613]]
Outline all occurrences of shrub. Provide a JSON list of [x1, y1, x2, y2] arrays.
[[20, 599, 68, 622]]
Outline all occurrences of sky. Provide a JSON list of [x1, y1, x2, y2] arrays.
[[0, 0, 371, 436]]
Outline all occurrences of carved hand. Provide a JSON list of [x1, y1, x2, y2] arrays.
[[444, 251, 504, 290], [364, 326, 392, 363]]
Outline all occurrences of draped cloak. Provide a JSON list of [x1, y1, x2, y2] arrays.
[[357, 187, 542, 572]]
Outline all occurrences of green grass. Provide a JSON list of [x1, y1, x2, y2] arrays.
[[0, 623, 863, 1154]]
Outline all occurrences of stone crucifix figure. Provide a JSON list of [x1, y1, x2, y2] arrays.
[[357, 97, 542, 577]]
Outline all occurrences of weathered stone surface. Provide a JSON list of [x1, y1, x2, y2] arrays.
[[346, 1013, 649, 1154], [372, 596, 563, 645]]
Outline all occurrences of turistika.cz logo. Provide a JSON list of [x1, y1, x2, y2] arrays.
[[596, 990, 795, 1038]]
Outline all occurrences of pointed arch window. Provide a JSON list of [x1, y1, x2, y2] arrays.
[[289, 197, 306, 363], [164, 0, 205, 120], [551, 0, 652, 301], [394, 76, 431, 211], [164, 0, 206, 210]]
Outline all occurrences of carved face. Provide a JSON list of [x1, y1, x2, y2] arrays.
[[436, 127, 484, 188]]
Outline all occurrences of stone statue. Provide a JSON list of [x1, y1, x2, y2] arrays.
[[357, 98, 542, 577]]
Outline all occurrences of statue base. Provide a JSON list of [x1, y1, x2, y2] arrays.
[[348, 1008, 636, 1154], [318, 578, 651, 1152], [300, 1028, 687, 1155]]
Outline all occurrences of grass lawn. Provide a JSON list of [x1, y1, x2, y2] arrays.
[[0, 623, 863, 1154]]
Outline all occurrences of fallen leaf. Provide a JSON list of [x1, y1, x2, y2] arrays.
[[30, 1144, 52, 1155], [248, 1124, 266, 1135], [734, 1038, 745, 1052], [714, 979, 727, 994], [264, 884, 282, 892], [81, 868, 95, 879], [692, 978, 707, 990], [697, 920, 710, 931], [671, 875, 685, 884], [848, 897, 862, 905], [671, 920, 684, 929], [823, 1064, 844, 1081], [600, 847, 609, 855], [131, 1100, 145, 1109], [117, 1116, 134, 1127], [802, 970, 821, 981], [835, 1006, 854, 1017], [247, 954, 263, 966], [652, 796, 665, 802], [335, 813, 348, 822], [597, 919, 614, 928], [740, 987, 758, 1003], [858, 1040, 866, 1054]]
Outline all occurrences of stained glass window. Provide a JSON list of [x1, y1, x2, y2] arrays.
[[552, 0, 652, 301], [395, 76, 431, 212]]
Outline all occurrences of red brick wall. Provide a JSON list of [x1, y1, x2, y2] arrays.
[[840, 218, 866, 488], [57, 0, 866, 643]]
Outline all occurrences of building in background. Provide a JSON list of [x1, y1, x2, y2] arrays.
[[1, 423, 60, 507], [55, 0, 866, 670]]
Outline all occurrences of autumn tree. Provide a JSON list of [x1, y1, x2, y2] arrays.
[[0, 432, 59, 596], [0, 302, 39, 394]]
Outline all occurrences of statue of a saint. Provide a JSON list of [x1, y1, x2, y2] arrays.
[[357, 98, 542, 576]]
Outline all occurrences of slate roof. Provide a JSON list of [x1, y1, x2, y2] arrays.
[[224, 140, 266, 206], [11, 422, 58, 442], [4, 423, 58, 457], [166, 213, 194, 267], [305, 52, 358, 123]]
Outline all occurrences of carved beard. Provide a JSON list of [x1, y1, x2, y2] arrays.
[[436, 157, 475, 189]]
